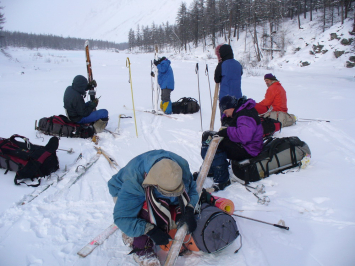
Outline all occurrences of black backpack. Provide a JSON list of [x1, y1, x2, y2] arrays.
[[36, 115, 95, 138], [0, 135, 59, 186], [172, 97, 200, 114], [231, 137, 311, 183], [260, 117, 282, 138]]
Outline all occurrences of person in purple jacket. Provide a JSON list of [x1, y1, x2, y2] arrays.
[[200, 95, 263, 192]]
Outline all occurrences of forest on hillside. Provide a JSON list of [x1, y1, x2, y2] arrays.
[[128, 0, 355, 58]]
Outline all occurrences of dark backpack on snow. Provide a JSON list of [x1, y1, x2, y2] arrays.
[[260, 116, 282, 138], [0, 135, 59, 186], [231, 136, 311, 183], [192, 203, 239, 253], [172, 97, 200, 114], [37, 115, 95, 138]]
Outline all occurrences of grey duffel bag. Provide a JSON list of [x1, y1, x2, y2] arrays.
[[192, 203, 239, 253], [231, 136, 311, 183]]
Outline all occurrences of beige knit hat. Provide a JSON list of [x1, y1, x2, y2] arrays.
[[142, 159, 184, 197]]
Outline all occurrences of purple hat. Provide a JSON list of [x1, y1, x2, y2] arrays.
[[264, 73, 277, 80]]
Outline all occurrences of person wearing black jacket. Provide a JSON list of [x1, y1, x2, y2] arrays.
[[63, 75, 108, 132]]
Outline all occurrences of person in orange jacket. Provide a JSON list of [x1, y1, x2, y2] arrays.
[[255, 73, 288, 114], [255, 73, 296, 127]]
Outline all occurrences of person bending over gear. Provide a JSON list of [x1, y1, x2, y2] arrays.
[[108, 150, 198, 266], [63, 75, 109, 133], [255, 73, 296, 127], [153, 57, 174, 114], [214, 44, 243, 115], [200, 95, 263, 193]]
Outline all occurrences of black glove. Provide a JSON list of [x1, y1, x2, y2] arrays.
[[146, 225, 170, 245], [217, 128, 228, 137], [202, 130, 217, 143], [150, 71, 155, 77], [89, 80, 97, 88], [177, 205, 197, 234], [199, 188, 214, 205], [153, 59, 160, 66], [89, 99, 98, 108]]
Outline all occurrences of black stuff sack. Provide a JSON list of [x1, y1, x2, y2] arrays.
[[172, 97, 200, 114], [0, 134, 59, 187], [260, 117, 282, 138], [37, 115, 95, 138], [192, 203, 239, 253], [231, 136, 311, 183]]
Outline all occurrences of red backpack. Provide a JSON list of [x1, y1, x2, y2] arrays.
[[36, 115, 95, 138], [0, 135, 59, 186]]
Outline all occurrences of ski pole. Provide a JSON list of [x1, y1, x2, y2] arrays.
[[126, 57, 138, 137], [232, 213, 289, 230], [205, 64, 213, 110], [195, 63, 203, 131], [154, 45, 160, 113], [58, 148, 74, 154], [297, 118, 330, 122], [150, 60, 154, 109]]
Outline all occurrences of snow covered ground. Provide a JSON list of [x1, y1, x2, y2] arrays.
[[0, 19, 355, 266]]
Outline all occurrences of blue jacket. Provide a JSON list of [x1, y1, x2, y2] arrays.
[[157, 59, 174, 90], [108, 150, 198, 237], [214, 45, 243, 100]]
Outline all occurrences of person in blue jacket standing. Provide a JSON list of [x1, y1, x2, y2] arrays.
[[214, 44, 243, 114], [154, 57, 174, 114], [108, 150, 198, 265]]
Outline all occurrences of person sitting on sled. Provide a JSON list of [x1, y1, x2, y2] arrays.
[[254, 73, 296, 127], [63, 75, 109, 133], [153, 57, 174, 114], [200, 95, 263, 192], [108, 150, 198, 266]]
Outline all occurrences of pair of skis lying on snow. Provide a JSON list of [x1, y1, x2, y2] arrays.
[[19, 146, 119, 205], [77, 136, 223, 265]]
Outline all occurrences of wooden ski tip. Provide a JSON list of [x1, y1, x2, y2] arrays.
[[77, 245, 96, 258]]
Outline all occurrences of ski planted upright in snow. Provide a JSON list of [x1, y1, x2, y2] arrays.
[[163, 136, 223, 266]]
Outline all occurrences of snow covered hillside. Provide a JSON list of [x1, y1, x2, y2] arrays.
[[1, 0, 194, 43], [0, 19, 355, 266]]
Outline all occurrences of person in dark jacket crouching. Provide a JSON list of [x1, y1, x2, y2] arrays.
[[63, 75, 109, 133], [200, 95, 263, 192], [108, 150, 198, 266]]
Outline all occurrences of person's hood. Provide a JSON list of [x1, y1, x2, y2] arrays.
[[72, 75, 88, 95], [216, 44, 234, 62], [235, 98, 256, 113]]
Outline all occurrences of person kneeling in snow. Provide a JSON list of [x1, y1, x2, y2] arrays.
[[108, 150, 198, 266], [63, 75, 109, 133], [200, 95, 263, 193], [153, 57, 174, 114], [254, 73, 296, 127]]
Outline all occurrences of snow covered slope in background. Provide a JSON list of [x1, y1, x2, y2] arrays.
[[1, 0, 194, 43], [0, 15, 354, 266]]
